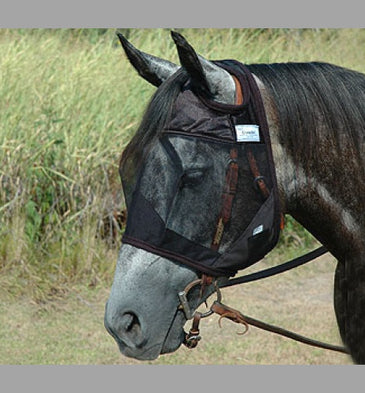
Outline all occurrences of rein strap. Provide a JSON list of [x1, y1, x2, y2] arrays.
[[221, 246, 328, 288], [210, 301, 350, 354], [183, 246, 350, 355]]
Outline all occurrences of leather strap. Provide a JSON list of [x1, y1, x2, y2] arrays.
[[183, 70, 345, 356], [183, 312, 202, 349], [210, 300, 349, 354], [233, 75, 244, 105], [220, 246, 328, 288], [247, 148, 270, 198], [211, 148, 239, 252], [247, 147, 285, 229], [210, 75, 243, 253]]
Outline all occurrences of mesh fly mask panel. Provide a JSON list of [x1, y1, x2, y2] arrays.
[[121, 61, 282, 277]]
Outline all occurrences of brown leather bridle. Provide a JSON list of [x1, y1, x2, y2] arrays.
[[210, 147, 239, 252], [178, 75, 349, 355]]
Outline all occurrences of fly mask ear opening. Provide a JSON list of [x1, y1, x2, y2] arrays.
[[117, 32, 180, 87], [171, 31, 236, 105]]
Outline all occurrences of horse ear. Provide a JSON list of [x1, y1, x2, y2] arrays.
[[117, 33, 179, 87], [171, 31, 236, 104]]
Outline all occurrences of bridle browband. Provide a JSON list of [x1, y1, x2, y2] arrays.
[[179, 74, 349, 356]]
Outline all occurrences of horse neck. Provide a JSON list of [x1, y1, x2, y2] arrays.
[[257, 76, 365, 260], [275, 144, 364, 259]]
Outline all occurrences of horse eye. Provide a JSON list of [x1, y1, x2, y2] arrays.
[[180, 169, 206, 188]]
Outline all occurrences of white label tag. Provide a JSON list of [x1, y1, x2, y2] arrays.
[[235, 124, 260, 142], [253, 225, 264, 236]]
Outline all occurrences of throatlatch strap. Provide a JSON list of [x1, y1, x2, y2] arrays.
[[247, 148, 270, 198], [247, 147, 285, 230]]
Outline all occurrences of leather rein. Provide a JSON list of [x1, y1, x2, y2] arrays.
[[179, 250, 349, 355], [178, 76, 350, 356]]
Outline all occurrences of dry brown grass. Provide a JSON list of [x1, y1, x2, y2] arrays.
[[0, 252, 352, 364]]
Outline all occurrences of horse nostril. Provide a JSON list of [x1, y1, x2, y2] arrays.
[[114, 311, 145, 348], [121, 312, 139, 333], [104, 303, 147, 349]]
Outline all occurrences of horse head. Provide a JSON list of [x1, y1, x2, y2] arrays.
[[104, 32, 269, 360]]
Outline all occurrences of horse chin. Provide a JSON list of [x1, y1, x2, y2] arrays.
[[160, 311, 187, 355], [119, 343, 172, 361]]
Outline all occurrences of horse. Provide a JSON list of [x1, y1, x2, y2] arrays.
[[104, 31, 365, 363]]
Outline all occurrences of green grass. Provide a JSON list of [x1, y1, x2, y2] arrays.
[[0, 28, 365, 320]]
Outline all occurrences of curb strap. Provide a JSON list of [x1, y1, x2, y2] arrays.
[[181, 279, 222, 349], [183, 312, 202, 349], [210, 300, 350, 355]]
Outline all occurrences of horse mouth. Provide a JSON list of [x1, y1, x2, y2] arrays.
[[118, 340, 166, 361], [119, 321, 186, 361], [105, 302, 187, 361]]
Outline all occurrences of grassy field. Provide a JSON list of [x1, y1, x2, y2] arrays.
[[1, 28, 364, 364]]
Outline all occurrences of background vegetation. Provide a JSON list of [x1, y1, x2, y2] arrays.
[[0, 28, 363, 364]]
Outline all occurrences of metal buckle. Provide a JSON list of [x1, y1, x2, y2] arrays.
[[178, 278, 221, 320]]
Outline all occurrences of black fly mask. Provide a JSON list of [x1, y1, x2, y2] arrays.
[[121, 60, 282, 277]]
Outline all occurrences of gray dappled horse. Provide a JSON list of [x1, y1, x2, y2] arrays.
[[104, 31, 365, 363]]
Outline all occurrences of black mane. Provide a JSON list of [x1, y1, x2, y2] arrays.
[[247, 62, 365, 169]]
